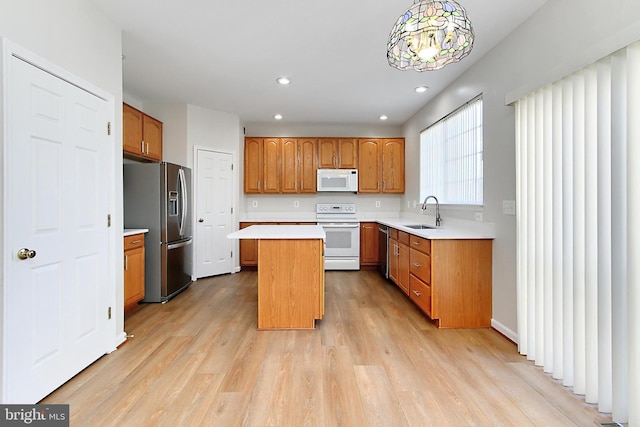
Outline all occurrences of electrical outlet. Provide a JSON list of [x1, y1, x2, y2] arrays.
[[413, 200, 417, 208], [252, 200, 258, 208], [293, 200, 299, 208], [503, 200, 516, 215], [475, 212, 483, 221], [376, 201, 381, 208]]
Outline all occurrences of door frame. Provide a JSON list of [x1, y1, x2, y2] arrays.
[[1, 39, 119, 401], [193, 145, 237, 278]]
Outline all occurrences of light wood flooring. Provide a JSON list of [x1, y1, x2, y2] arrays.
[[41, 270, 611, 426]]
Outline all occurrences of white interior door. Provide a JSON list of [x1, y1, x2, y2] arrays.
[[3, 53, 110, 403], [195, 149, 234, 278]]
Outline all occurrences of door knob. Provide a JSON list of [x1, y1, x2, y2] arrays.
[[17, 248, 37, 260], [198, 218, 204, 223]]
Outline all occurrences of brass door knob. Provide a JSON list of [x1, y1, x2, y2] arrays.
[[17, 248, 37, 260]]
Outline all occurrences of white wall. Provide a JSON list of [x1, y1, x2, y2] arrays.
[[403, 0, 640, 335], [0, 0, 124, 376]]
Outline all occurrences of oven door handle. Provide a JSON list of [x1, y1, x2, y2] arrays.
[[318, 223, 360, 228]]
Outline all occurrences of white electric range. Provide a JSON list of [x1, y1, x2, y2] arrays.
[[316, 203, 360, 270]]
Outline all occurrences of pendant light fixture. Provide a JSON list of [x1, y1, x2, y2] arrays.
[[387, 0, 474, 72]]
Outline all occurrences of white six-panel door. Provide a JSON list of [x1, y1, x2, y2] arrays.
[[195, 149, 234, 278], [3, 53, 110, 403]]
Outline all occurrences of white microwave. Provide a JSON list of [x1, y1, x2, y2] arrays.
[[317, 169, 358, 192]]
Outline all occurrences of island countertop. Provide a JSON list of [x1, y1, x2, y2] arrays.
[[227, 224, 325, 240]]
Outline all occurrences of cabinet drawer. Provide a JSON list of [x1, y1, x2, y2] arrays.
[[409, 235, 430, 255], [409, 275, 432, 317], [389, 228, 398, 240], [409, 248, 431, 283], [398, 230, 410, 245], [124, 234, 144, 250]]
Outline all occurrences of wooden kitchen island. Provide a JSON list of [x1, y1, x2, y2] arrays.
[[227, 225, 325, 329]]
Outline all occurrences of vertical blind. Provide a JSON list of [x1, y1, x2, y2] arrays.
[[515, 41, 640, 425], [420, 96, 483, 205]]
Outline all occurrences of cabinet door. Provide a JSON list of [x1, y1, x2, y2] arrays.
[[281, 138, 298, 193], [357, 139, 380, 193], [123, 103, 143, 156], [239, 222, 259, 266], [338, 138, 358, 168], [318, 138, 338, 168], [143, 114, 163, 161], [398, 242, 410, 295], [263, 138, 281, 193], [298, 138, 317, 193], [124, 235, 145, 313], [244, 138, 263, 193], [388, 238, 399, 284], [382, 138, 404, 193], [360, 222, 380, 265]]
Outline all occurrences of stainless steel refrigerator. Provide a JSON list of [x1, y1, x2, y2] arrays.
[[124, 162, 193, 302]]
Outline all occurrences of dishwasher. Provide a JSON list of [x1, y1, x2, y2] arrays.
[[378, 224, 389, 279]]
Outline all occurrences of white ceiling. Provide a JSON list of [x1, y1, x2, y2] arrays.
[[90, 0, 548, 126]]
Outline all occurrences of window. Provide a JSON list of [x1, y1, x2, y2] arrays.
[[420, 96, 483, 205]]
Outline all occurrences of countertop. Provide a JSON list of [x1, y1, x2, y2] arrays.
[[124, 228, 149, 237], [227, 224, 326, 240], [377, 219, 495, 240], [238, 213, 495, 240]]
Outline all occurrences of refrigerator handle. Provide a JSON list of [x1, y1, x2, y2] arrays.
[[178, 168, 187, 236]]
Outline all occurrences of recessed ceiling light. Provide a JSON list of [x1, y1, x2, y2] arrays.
[[414, 86, 428, 93], [274, 114, 283, 120], [276, 77, 291, 85], [379, 115, 388, 121]]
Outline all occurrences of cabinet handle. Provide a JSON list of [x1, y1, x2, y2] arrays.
[[146, 142, 149, 154], [412, 290, 422, 297], [124, 254, 128, 270], [413, 262, 421, 267], [130, 240, 142, 244], [413, 241, 421, 246], [140, 140, 145, 153]]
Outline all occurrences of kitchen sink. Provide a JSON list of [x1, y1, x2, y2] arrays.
[[404, 224, 436, 229]]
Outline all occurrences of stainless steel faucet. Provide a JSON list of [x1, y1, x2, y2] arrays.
[[421, 195, 441, 227]]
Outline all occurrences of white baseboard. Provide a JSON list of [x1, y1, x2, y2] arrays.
[[491, 319, 519, 344]]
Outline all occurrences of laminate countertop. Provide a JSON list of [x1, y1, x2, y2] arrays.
[[123, 228, 149, 237], [227, 224, 326, 240]]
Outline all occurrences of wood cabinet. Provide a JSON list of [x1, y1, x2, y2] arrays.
[[389, 228, 493, 328], [359, 222, 380, 266], [388, 229, 409, 295], [317, 138, 358, 169], [358, 138, 404, 193], [239, 222, 259, 267], [298, 138, 318, 193], [124, 233, 145, 313], [123, 103, 163, 161], [244, 138, 317, 194], [239, 222, 316, 267]]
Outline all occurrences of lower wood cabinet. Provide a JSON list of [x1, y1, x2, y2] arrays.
[[124, 234, 145, 313], [388, 228, 492, 328], [239, 222, 316, 267], [359, 222, 380, 267]]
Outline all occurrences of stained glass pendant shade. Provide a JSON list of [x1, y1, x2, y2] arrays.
[[387, 0, 474, 71]]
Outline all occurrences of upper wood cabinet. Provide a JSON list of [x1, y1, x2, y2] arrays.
[[244, 137, 317, 194], [123, 103, 162, 162], [317, 138, 358, 169], [298, 138, 318, 193], [357, 138, 405, 193]]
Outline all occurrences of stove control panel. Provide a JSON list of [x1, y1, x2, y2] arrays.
[[316, 203, 356, 214]]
